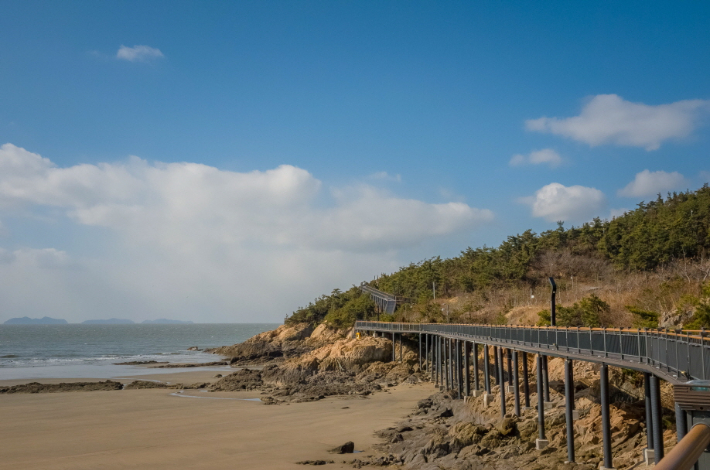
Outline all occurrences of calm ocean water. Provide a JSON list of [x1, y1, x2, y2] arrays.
[[0, 323, 279, 381]]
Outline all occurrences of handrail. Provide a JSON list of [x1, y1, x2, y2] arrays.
[[655, 424, 710, 470], [354, 321, 710, 385]]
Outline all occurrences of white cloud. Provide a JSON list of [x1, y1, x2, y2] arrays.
[[618, 169, 687, 198], [0, 143, 494, 322], [509, 148, 562, 168], [526, 94, 710, 151], [520, 182, 606, 222], [368, 171, 401, 182], [116, 45, 164, 62]]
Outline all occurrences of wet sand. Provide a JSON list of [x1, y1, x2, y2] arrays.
[[0, 371, 436, 470]]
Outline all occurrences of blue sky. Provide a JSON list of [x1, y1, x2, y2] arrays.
[[1, 1, 709, 322]]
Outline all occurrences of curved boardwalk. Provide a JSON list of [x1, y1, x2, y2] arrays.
[[355, 320, 710, 470]]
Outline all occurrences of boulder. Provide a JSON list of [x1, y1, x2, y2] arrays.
[[329, 441, 355, 454]]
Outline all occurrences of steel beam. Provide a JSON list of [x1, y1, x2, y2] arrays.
[[464, 341, 470, 397], [484, 345, 491, 394], [675, 403, 687, 442], [513, 350, 521, 417], [498, 346, 506, 417], [473, 343, 480, 392], [507, 348, 513, 386], [457, 340, 463, 399], [536, 354, 548, 449], [564, 359, 575, 463], [393, 333, 397, 362], [523, 351, 531, 408], [601, 364, 613, 470], [651, 374, 665, 463], [542, 355, 551, 402]]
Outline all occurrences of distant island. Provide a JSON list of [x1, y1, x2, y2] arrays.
[[3, 316, 68, 325], [82, 319, 135, 325], [141, 319, 193, 324]]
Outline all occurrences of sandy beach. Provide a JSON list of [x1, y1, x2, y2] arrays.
[[0, 370, 436, 470]]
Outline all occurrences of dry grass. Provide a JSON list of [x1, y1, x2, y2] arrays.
[[397, 257, 710, 327]]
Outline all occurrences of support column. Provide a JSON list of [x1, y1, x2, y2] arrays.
[[513, 351, 521, 417], [564, 359, 575, 464], [600, 364, 614, 470], [650, 374, 664, 464], [484, 345, 491, 394], [419, 334, 422, 370], [494, 346, 500, 385], [507, 349, 513, 390], [483, 344, 492, 406], [643, 372, 654, 464], [399, 334, 403, 362], [498, 346, 506, 417], [449, 338, 455, 390], [445, 338, 450, 391], [536, 354, 548, 450], [473, 343, 480, 396], [434, 336, 439, 386], [464, 342, 470, 398], [542, 355, 551, 403], [675, 403, 687, 442], [437, 337, 442, 389], [392, 333, 396, 362], [523, 351, 531, 408], [456, 340, 463, 399]]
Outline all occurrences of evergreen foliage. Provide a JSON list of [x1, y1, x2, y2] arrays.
[[287, 185, 710, 328]]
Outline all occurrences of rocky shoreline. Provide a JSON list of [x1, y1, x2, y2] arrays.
[[1, 322, 677, 469], [205, 323, 676, 469]]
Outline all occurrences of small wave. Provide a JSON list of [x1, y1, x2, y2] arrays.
[[1, 354, 18, 358]]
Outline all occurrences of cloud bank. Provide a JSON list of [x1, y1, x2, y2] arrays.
[[0, 144, 493, 322], [520, 182, 606, 223], [526, 94, 710, 150]]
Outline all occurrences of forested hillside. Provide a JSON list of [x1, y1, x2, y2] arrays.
[[287, 185, 710, 329]]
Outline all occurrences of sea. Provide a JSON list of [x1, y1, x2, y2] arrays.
[[0, 323, 279, 381]]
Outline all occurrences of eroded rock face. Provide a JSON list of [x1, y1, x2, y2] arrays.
[[363, 379, 659, 470], [210, 368, 264, 391], [209, 323, 315, 365], [287, 336, 394, 372]]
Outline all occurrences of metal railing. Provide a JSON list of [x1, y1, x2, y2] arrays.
[[356, 321, 710, 384], [358, 284, 404, 314], [655, 424, 710, 470]]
